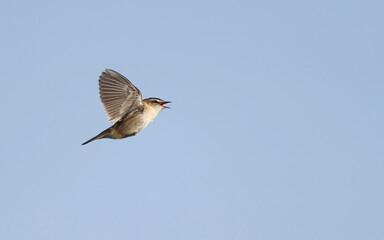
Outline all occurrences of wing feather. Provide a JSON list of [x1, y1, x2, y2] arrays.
[[98, 69, 143, 122]]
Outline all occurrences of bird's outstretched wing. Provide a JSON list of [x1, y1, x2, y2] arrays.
[[99, 69, 144, 122]]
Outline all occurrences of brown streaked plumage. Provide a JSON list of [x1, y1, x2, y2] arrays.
[[82, 69, 170, 145]]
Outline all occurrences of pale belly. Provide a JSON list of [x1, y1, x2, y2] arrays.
[[115, 117, 149, 137], [115, 107, 160, 138]]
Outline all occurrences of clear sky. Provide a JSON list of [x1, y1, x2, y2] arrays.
[[1, 0, 383, 239]]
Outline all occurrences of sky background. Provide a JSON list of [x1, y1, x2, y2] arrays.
[[1, 0, 383, 239]]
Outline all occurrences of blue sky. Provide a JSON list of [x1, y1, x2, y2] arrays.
[[1, 0, 383, 239]]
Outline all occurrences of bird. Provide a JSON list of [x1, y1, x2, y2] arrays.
[[82, 69, 170, 145]]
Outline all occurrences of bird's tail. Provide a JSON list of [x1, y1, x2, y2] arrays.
[[82, 128, 112, 145]]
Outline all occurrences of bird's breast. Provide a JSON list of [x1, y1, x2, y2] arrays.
[[116, 106, 161, 137]]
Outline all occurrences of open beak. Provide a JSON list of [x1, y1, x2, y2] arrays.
[[160, 101, 171, 109]]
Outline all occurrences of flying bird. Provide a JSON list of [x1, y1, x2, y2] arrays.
[[82, 69, 170, 145]]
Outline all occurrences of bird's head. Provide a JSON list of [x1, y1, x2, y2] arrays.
[[144, 98, 171, 111]]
